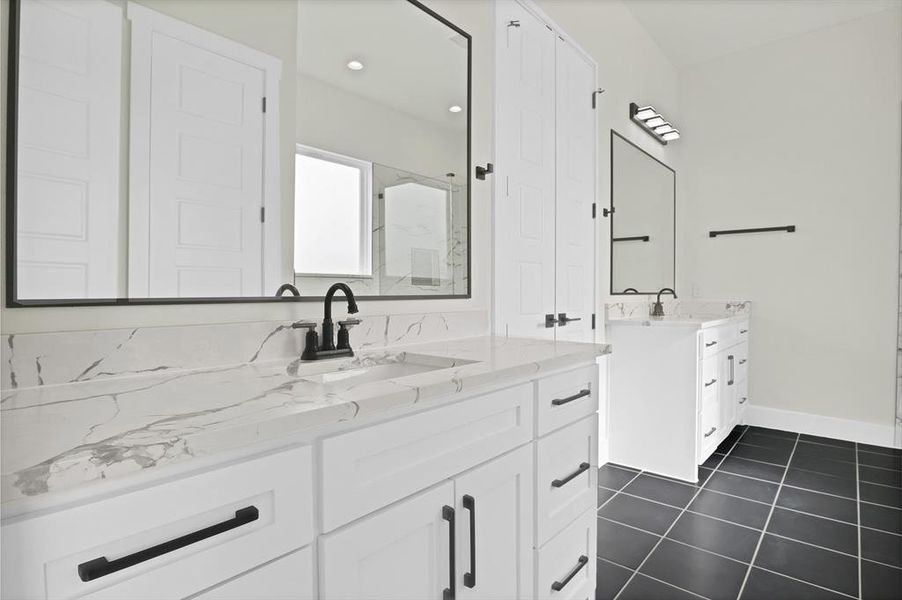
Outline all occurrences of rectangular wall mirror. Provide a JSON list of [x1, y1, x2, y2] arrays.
[[6, 0, 470, 306], [609, 130, 675, 295]]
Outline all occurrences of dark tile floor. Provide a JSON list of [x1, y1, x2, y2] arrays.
[[596, 425, 902, 600]]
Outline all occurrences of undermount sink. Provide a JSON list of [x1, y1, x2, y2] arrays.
[[297, 353, 475, 387]]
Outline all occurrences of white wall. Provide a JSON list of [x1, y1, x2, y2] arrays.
[[0, 0, 493, 334], [679, 8, 902, 427]]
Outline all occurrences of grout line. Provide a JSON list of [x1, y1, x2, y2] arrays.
[[751, 565, 860, 600], [596, 556, 713, 600], [736, 432, 800, 599], [860, 524, 902, 537], [860, 557, 902, 572], [612, 427, 751, 600], [856, 442, 863, 600], [763, 531, 860, 561]]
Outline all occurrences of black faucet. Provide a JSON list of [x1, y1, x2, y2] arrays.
[[294, 283, 360, 360], [651, 287, 677, 317]]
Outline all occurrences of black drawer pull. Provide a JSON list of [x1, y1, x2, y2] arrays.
[[552, 462, 590, 488], [77, 506, 259, 582], [740, 329, 748, 334], [739, 359, 747, 365], [704, 378, 717, 387], [551, 389, 590, 406], [705, 341, 717, 347], [551, 555, 588, 591], [442, 505, 456, 600], [704, 426, 717, 438], [463, 495, 476, 588], [739, 397, 747, 404]]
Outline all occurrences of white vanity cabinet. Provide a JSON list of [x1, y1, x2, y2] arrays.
[[609, 318, 750, 482]]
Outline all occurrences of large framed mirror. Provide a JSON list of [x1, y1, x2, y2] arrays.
[[609, 130, 675, 295], [5, 0, 470, 306]]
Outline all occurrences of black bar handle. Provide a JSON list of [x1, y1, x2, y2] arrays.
[[612, 235, 650, 242], [704, 378, 717, 388], [551, 555, 589, 592], [709, 225, 795, 238], [77, 506, 259, 582], [705, 341, 718, 348], [462, 495, 476, 588], [728, 355, 735, 386], [443, 505, 456, 600], [552, 389, 591, 406], [552, 462, 590, 488]]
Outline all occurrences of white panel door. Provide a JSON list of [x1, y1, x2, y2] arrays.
[[455, 445, 534, 600], [494, 0, 557, 338], [554, 37, 596, 343], [133, 27, 266, 297], [15, 0, 121, 299], [319, 482, 454, 600]]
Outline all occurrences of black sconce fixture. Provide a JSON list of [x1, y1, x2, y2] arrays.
[[629, 103, 680, 145]]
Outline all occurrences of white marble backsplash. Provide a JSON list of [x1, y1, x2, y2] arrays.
[[605, 298, 751, 321], [1, 310, 488, 390]]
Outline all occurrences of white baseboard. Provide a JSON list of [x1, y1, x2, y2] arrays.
[[744, 405, 900, 448]]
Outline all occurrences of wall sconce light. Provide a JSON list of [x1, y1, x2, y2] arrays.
[[630, 103, 680, 145]]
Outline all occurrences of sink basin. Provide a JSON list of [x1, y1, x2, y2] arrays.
[[297, 353, 475, 387]]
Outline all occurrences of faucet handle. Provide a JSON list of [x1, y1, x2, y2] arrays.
[[338, 318, 361, 329], [292, 321, 317, 330]]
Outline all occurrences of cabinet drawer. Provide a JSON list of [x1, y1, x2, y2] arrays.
[[193, 547, 314, 600], [321, 383, 534, 531], [698, 403, 720, 461], [738, 321, 750, 342], [536, 508, 596, 600], [1, 447, 313, 600], [536, 415, 597, 546], [536, 364, 598, 436], [700, 356, 719, 407], [737, 379, 749, 418], [735, 342, 749, 383]]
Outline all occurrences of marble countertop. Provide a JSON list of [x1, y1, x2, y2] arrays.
[[1, 336, 609, 512], [607, 313, 749, 329]]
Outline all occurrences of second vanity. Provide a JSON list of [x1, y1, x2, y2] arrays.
[[1, 335, 609, 600], [607, 307, 750, 483]]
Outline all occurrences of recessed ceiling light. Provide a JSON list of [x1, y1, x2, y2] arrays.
[[645, 117, 666, 128], [449, 105, 462, 113], [347, 60, 364, 71]]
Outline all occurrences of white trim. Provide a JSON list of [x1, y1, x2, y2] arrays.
[[744, 404, 899, 448], [126, 3, 282, 297]]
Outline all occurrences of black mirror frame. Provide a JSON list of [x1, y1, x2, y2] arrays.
[[4, 0, 472, 307]]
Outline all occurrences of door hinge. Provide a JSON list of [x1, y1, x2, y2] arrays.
[[262, 97, 267, 113], [603, 207, 614, 218], [260, 206, 265, 222], [591, 314, 596, 329], [591, 89, 605, 109]]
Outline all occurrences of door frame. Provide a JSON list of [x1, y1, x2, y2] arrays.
[[126, 3, 282, 297]]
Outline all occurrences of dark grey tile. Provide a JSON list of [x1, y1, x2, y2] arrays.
[[618, 573, 699, 600], [784, 469, 857, 499], [861, 527, 902, 568], [767, 507, 858, 555], [597, 517, 659, 569], [731, 442, 792, 466], [622, 474, 698, 509], [719, 455, 785, 482], [596, 557, 632, 600], [794, 440, 856, 463], [609, 463, 642, 472], [598, 487, 616, 508], [861, 482, 902, 508], [861, 503, 902, 534], [702, 453, 724, 470], [790, 454, 857, 479], [705, 471, 779, 503], [858, 450, 902, 471], [697, 467, 714, 486], [754, 534, 858, 597], [747, 426, 797, 440], [741, 432, 797, 451], [859, 444, 902, 458], [776, 486, 857, 524], [598, 464, 638, 491], [860, 465, 902, 489], [689, 489, 771, 529], [861, 559, 902, 600], [798, 434, 854, 449], [598, 493, 681, 535], [640, 538, 748, 600], [740, 567, 848, 600], [667, 511, 761, 562]]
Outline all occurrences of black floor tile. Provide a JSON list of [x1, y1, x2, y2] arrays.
[[753, 534, 858, 597], [618, 573, 699, 600], [861, 502, 902, 534], [784, 469, 857, 499], [697, 467, 714, 486], [861, 559, 902, 600], [861, 527, 902, 568], [597, 517, 659, 569], [640, 538, 748, 600], [716, 425, 748, 453], [794, 440, 856, 463], [859, 444, 902, 457], [595, 557, 632, 600], [861, 482, 902, 508], [667, 511, 761, 562], [790, 454, 857, 479], [705, 471, 779, 504], [746, 426, 797, 440], [740, 567, 848, 600], [597, 487, 616, 508], [858, 450, 902, 470], [622, 474, 698, 509], [598, 493, 681, 535], [719, 455, 785, 482], [775, 486, 857, 524], [731, 442, 792, 466], [767, 507, 858, 555], [860, 465, 902, 488], [798, 434, 854, 449], [689, 489, 771, 529], [741, 432, 797, 451], [598, 464, 638, 491], [702, 453, 724, 469]]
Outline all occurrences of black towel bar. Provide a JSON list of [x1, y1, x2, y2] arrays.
[[709, 225, 795, 238]]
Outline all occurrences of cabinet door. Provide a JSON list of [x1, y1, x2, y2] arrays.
[[192, 547, 313, 600], [719, 351, 737, 432], [319, 482, 454, 600], [455, 445, 534, 600]]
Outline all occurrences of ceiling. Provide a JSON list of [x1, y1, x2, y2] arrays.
[[622, 0, 902, 69]]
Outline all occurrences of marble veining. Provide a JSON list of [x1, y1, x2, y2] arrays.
[[1, 335, 609, 509], [605, 298, 751, 321]]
